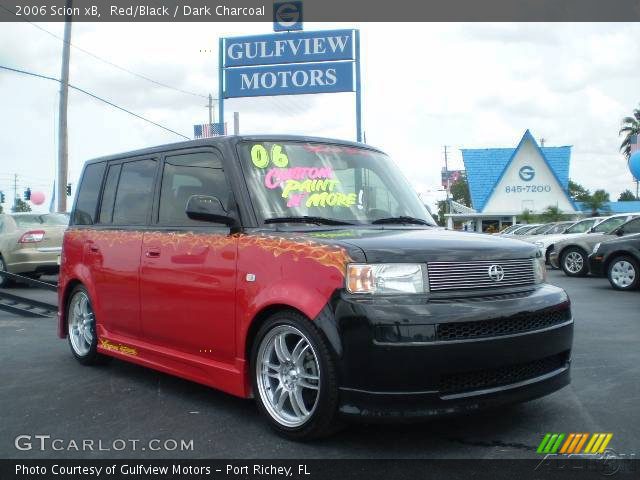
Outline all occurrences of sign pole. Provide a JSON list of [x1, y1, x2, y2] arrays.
[[354, 29, 362, 143], [218, 37, 225, 134]]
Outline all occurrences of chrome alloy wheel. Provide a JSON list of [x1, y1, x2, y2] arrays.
[[610, 260, 636, 289], [256, 325, 321, 428], [564, 251, 584, 274], [68, 291, 95, 356]]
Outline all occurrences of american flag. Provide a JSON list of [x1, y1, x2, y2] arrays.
[[631, 134, 639, 155], [194, 123, 225, 138]]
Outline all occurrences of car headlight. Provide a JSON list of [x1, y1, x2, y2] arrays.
[[533, 255, 547, 284], [346, 263, 427, 294], [592, 242, 601, 254]]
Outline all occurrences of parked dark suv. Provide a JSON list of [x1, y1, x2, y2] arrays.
[[590, 230, 640, 291], [59, 136, 573, 439]]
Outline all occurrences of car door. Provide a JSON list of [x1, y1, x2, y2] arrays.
[[139, 149, 238, 363], [88, 158, 158, 340]]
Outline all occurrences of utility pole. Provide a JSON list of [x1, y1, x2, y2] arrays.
[[56, 0, 72, 213], [233, 112, 239, 135], [207, 93, 215, 125], [13, 174, 17, 211], [444, 146, 451, 214]]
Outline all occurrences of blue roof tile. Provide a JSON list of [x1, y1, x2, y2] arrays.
[[461, 131, 572, 212], [576, 201, 640, 214]]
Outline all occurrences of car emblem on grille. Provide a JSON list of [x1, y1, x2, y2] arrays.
[[488, 264, 505, 282]]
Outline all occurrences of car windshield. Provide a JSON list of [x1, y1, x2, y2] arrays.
[[529, 224, 553, 235], [13, 213, 69, 227], [501, 225, 520, 234], [238, 141, 437, 226], [548, 222, 571, 234], [592, 217, 627, 233], [514, 225, 539, 235], [564, 219, 597, 234]]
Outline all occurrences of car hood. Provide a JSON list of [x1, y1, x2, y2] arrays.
[[302, 227, 538, 263], [525, 232, 584, 247], [600, 232, 640, 248], [554, 232, 613, 249]]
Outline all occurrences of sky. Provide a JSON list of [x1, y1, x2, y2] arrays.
[[1, 21, 639, 213]]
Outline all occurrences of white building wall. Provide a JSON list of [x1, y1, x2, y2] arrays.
[[482, 138, 575, 214]]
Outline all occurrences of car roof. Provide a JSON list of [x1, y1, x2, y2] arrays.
[[82, 135, 383, 166]]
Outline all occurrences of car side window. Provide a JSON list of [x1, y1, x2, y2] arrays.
[[158, 151, 231, 226], [98, 164, 122, 224], [112, 159, 157, 226], [73, 162, 106, 225], [622, 218, 640, 234]]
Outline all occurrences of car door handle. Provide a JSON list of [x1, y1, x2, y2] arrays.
[[89, 245, 100, 253], [145, 248, 161, 258]]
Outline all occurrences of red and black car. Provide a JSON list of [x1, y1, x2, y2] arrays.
[[58, 136, 573, 440]]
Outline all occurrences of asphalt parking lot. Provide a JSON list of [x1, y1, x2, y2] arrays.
[[0, 271, 638, 459]]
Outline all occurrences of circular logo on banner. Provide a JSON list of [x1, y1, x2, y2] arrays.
[[274, 2, 301, 29], [519, 165, 535, 182]]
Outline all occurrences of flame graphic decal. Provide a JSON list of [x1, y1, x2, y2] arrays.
[[66, 230, 352, 275]]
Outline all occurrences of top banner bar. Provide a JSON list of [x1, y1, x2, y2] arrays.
[[1, 0, 640, 22]]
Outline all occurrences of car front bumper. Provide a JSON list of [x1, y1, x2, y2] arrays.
[[548, 251, 560, 269], [316, 284, 573, 420], [588, 253, 606, 277]]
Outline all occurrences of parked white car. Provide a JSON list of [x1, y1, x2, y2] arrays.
[[528, 217, 604, 264]]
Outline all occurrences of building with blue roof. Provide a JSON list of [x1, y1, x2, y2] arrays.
[[446, 130, 577, 231]]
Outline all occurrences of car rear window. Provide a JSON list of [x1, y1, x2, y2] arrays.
[[73, 162, 106, 225]]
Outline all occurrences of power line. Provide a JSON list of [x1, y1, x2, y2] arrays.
[[0, 3, 207, 99], [0, 64, 191, 140]]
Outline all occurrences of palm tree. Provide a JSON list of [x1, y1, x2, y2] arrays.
[[582, 189, 610, 216], [540, 205, 564, 222], [619, 104, 640, 159]]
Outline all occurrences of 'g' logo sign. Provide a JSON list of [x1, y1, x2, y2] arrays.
[[519, 165, 535, 182]]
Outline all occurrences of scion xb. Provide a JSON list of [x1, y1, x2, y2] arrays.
[[58, 136, 573, 440]]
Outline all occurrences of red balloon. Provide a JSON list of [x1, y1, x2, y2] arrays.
[[30, 191, 45, 205]]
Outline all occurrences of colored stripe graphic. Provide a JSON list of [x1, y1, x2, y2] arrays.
[[538, 433, 613, 454], [539, 433, 566, 454], [560, 433, 576, 454], [537, 433, 552, 454], [585, 433, 614, 454], [574, 433, 589, 453]]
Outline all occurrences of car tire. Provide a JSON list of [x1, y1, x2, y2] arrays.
[[251, 310, 342, 440], [561, 247, 589, 277], [0, 255, 11, 288], [67, 285, 111, 365], [607, 256, 639, 291]]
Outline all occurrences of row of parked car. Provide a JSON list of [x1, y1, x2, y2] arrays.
[[497, 213, 640, 291]]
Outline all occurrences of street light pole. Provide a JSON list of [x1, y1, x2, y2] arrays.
[[56, 0, 72, 213]]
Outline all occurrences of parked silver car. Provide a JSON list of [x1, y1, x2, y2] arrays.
[[550, 214, 640, 276]]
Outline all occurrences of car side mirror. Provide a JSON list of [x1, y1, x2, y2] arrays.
[[185, 195, 238, 227], [616, 228, 624, 237]]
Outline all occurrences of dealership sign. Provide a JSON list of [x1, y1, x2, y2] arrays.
[[218, 28, 362, 140]]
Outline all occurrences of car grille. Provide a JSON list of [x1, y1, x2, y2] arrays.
[[427, 258, 536, 292], [437, 306, 571, 341], [439, 352, 569, 395]]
